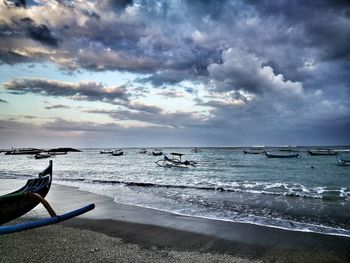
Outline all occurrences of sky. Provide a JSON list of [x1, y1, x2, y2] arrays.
[[0, 0, 349, 148]]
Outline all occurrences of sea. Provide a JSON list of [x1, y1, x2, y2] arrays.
[[0, 147, 349, 237]]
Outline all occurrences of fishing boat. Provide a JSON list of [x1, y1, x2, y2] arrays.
[[100, 150, 113, 154], [50, 151, 67, 155], [337, 156, 350, 166], [265, 152, 301, 158], [243, 149, 265, 154], [4, 148, 43, 155], [111, 149, 124, 156], [308, 149, 337, 156], [0, 161, 94, 235], [155, 153, 197, 168], [48, 147, 81, 153], [191, 147, 201, 153], [139, 148, 147, 154], [152, 151, 163, 156], [34, 152, 52, 159]]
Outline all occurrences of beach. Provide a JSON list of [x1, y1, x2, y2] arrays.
[[1, 180, 349, 263]]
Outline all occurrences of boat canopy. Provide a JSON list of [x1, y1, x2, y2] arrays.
[[171, 152, 185, 156]]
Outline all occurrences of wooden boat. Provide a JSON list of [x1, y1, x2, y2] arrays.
[[34, 153, 52, 159], [48, 147, 81, 153], [155, 153, 197, 168], [265, 152, 300, 158], [152, 151, 163, 156], [5, 148, 43, 155], [100, 150, 113, 154], [0, 161, 53, 225], [308, 149, 337, 156], [50, 152, 67, 155], [337, 156, 350, 166], [191, 147, 201, 153], [139, 149, 147, 154], [0, 161, 94, 235], [243, 149, 264, 154], [111, 149, 124, 156]]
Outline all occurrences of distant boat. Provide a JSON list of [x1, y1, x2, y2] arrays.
[[308, 149, 337, 156], [243, 149, 264, 154], [191, 147, 201, 153], [152, 151, 163, 156], [100, 150, 113, 154], [337, 156, 350, 166], [155, 153, 197, 168], [34, 153, 52, 159], [111, 149, 124, 156], [5, 148, 43, 155], [48, 147, 81, 153], [265, 152, 301, 158], [139, 149, 147, 154], [50, 152, 67, 155]]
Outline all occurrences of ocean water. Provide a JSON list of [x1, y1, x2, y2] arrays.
[[0, 147, 349, 237]]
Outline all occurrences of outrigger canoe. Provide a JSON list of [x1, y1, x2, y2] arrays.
[[155, 153, 197, 168], [0, 161, 94, 235], [308, 149, 337, 156], [265, 152, 301, 158]]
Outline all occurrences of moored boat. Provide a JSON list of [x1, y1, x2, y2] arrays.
[[308, 149, 337, 156], [191, 147, 201, 153], [5, 148, 43, 155], [34, 153, 52, 159], [100, 150, 113, 154], [111, 149, 124, 156], [155, 152, 197, 168], [265, 152, 301, 158], [152, 151, 163, 156], [243, 149, 265, 154], [139, 148, 147, 154]]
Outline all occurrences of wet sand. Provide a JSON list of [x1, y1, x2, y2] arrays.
[[0, 179, 349, 262]]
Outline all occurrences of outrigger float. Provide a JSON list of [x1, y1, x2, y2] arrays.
[[0, 161, 94, 235], [155, 152, 197, 168]]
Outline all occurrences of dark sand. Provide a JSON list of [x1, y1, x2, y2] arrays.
[[1, 180, 349, 262]]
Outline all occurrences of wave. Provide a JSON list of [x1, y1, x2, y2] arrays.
[[57, 178, 350, 202], [112, 200, 350, 238]]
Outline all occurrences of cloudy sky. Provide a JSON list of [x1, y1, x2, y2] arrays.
[[0, 0, 349, 147]]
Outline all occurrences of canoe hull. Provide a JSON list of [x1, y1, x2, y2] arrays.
[[0, 161, 52, 225]]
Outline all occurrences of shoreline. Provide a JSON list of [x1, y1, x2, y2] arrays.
[[111, 199, 350, 239], [1, 179, 350, 262]]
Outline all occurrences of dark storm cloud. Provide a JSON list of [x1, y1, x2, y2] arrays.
[[0, 0, 349, 145], [5, 0, 26, 8], [97, 0, 133, 11], [18, 18, 59, 47], [0, 0, 348, 76], [3, 78, 130, 102]]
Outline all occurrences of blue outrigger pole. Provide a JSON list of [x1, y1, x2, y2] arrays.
[[0, 160, 95, 235]]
